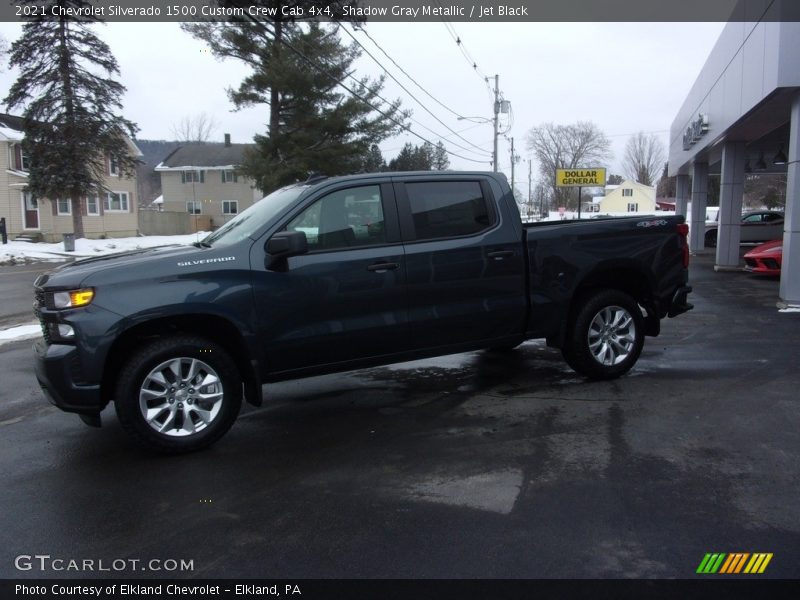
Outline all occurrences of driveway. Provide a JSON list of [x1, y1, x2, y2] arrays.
[[0, 253, 798, 581]]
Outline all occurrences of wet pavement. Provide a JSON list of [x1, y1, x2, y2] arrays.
[[0, 264, 51, 328], [0, 251, 798, 579]]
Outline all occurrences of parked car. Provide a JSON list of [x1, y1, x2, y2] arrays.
[[744, 239, 782, 276], [33, 171, 693, 453], [705, 210, 784, 246]]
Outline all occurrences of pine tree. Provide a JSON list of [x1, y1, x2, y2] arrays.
[[433, 141, 450, 170], [361, 144, 385, 172], [4, 1, 138, 239], [184, 12, 407, 192], [388, 143, 432, 171]]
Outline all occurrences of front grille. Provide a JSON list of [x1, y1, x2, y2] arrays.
[[34, 288, 45, 309], [39, 319, 51, 345], [762, 258, 779, 270], [744, 258, 757, 268], [34, 288, 51, 344]]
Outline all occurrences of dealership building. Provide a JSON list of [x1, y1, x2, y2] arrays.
[[668, 10, 800, 306]]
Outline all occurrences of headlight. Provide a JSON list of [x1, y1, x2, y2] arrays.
[[52, 288, 95, 309]]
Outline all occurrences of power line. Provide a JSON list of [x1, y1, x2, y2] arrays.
[[434, 0, 494, 97], [354, 24, 472, 122], [269, 25, 490, 165], [339, 23, 492, 158], [607, 129, 669, 138]]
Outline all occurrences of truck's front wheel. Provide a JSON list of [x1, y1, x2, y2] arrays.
[[114, 335, 242, 453], [562, 290, 644, 380]]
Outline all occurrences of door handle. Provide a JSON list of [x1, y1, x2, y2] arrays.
[[487, 250, 514, 260], [367, 262, 399, 272]]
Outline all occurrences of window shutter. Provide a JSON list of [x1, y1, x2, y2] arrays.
[[181, 171, 186, 184], [51, 198, 58, 216], [14, 145, 22, 170], [104, 155, 110, 175], [199, 170, 205, 183], [221, 171, 226, 184], [234, 173, 238, 183]]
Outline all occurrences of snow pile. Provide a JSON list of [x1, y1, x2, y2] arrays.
[[0, 323, 41, 347], [0, 232, 209, 265]]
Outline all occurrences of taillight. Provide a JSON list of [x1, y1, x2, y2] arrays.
[[677, 223, 690, 267]]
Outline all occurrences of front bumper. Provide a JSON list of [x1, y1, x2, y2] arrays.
[[668, 285, 694, 318], [33, 340, 105, 415], [744, 257, 780, 276]]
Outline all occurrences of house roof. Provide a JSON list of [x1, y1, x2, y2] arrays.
[[156, 142, 253, 170], [0, 112, 142, 156], [0, 113, 25, 131], [0, 113, 24, 141], [613, 179, 656, 192]]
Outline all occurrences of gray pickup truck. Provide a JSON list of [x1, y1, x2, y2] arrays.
[[33, 171, 692, 452]]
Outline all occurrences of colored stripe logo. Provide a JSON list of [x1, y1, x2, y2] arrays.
[[697, 553, 773, 574]]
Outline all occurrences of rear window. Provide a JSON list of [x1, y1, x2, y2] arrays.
[[405, 181, 493, 241]]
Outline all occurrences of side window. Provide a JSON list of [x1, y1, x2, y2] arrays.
[[763, 213, 781, 222], [286, 185, 386, 252], [742, 214, 762, 223], [405, 181, 492, 241]]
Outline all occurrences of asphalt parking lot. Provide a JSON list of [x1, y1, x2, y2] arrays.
[[0, 251, 798, 579]]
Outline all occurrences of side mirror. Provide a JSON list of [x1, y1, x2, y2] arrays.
[[266, 230, 308, 259]]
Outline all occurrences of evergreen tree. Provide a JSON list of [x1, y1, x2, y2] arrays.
[[184, 10, 407, 192], [387, 143, 414, 171], [421, 141, 435, 169], [361, 144, 385, 172], [387, 142, 435, 171], [432, 141, 450, 170], [655, 163, 676, 198], [4, 1, 138, 239]]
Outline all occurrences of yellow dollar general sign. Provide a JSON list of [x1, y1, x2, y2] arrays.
[[696, 552, 773, 574], [555, 168, 606, 187]]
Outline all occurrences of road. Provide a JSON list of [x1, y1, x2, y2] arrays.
[[0, 263, 53, 328], [0, 253, 798, 580]]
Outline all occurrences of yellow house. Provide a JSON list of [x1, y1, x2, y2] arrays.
[[0, 113, 140, 242], [599, 180, 656, 213]]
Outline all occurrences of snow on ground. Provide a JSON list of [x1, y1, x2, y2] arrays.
[[0, 232, 209, 265], [521, 210, 675, 223], [0, 323, 41, 347]]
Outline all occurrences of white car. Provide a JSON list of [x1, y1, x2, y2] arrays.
[[704, 210, 784, 246]]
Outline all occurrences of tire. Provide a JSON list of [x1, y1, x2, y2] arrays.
[[561, 289, 644, 380], [705, 229, 717, 247], [114, 335, 242, 453]]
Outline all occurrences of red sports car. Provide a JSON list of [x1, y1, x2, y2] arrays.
[[744, 239, 782, 276]]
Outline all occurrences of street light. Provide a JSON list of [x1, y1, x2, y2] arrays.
[[458, 116, 496, 171]]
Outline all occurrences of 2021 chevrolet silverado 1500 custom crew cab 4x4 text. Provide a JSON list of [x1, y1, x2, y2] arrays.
[[33, 171, 693, 452]]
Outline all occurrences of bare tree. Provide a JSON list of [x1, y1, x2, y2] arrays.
[[0, 34, 8, 71], [623, 132, 666, 186], [526, 121, 612, 209], [170, 112, 219, 142]]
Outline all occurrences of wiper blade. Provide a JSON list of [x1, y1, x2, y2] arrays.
[[193, 241, 212, 248]]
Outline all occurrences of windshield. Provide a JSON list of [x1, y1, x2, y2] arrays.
[[201, 184, 308, 248]]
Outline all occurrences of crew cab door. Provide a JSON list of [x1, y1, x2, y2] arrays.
[[253, 181, 409, 374], [394, 177, 527, 348]]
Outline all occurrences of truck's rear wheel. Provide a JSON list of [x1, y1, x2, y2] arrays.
[[562, 290, 644, 380], [114, 335, 242, 453]]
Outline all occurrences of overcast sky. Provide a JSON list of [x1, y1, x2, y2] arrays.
[[0, 21, 726, 191]]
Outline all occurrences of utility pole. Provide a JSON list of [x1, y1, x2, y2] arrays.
[[492, 74, 499, 173], [528, 160, 533, 219], [510, 137, 516, 195]]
